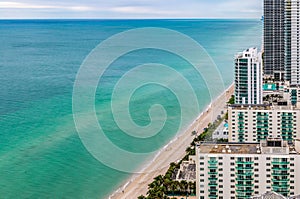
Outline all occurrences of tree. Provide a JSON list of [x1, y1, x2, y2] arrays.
[[227, 95, 235, 104], [154, 175, 164, 186], [188, 181, 196, 195], [163, 178, 172, 193], [170, 181, 178, 197], [180, 180, 188, 195], [191, 130, 197, 137], [224, 111, 228, 120]]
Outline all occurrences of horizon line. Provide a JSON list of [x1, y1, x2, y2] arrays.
[[0, 17, 261, 20]]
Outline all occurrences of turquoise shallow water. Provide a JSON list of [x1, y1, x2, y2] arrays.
[[0, 19, 261, 198]]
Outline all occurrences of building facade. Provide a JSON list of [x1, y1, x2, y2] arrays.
[[252, 191, 300, 199], [289, 86, 300, 106], [196, 139, 300, 199], [235, 48, 263, 105], [264, 0, 286, 79], [285, 0, 300, 85], [228, 105, 300, 143]]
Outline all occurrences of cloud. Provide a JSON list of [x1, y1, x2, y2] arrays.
[[111, 6, 179, 15], [0, 0, 262, 19], [68, 6, 94, 11], [0, 1, 95, 11], [215, 0, 262, 15], [0, 1, 57, 9]]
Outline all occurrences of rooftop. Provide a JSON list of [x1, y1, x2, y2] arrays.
[[229, 104, 300, 111], [235, 47, 258, 59], [251, 192, 300, 199], [198, 142, 260, 154], [197, 139, 299, 155], [251, 191, 286, 199]]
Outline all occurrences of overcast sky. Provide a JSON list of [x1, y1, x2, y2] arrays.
[[0, 0, 263, 19]]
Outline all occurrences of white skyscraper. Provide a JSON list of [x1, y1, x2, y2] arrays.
[[235, 48, 263, 105], [290, 0, 300, 85], [285, 0, 300, 85]]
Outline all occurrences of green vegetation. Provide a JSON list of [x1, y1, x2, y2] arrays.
[[138, 162, 196, 199], [224, 111, 229, 120], [227, 95, 235, 105], [263, 94, 283, 103], [217, 138, 228, 143], [138, 115, 226, 198]]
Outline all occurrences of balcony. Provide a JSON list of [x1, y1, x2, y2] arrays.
[[236, 172, 254, 176], [208, 176, 218, 181], [236, 195, 251, 199], [235, 170, 254, 177], [236, 183, 254, 187], [272, 187, 290, 194], [236, 189, 254, 194], [271, 161, 290, 165], [257, 117, 268, 120], [208, 160, 218, 164], [208, 165, 218, 169], [272, 184, 289, 190], [236, 166, 254, 170], [208, 194, 218, 198], [272, 172, 288, 176], [272, 167, 289, 171], [236, 161, 254, 164], [236, 175, 253, 179], [272, 179, 289, 185], [208, 182, 218, 186], [281, 129, 293, 133]]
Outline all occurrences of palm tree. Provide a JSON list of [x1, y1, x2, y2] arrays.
[[188, 181, 196, 195], [148, 181, 157, 189], [191, 130, 197, 138], [163, 177, 172, 194], [154, 175, 164, 186], [179, 180, 188, 195], [170, 181, 177, 197]]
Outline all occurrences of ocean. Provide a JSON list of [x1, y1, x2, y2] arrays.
[[0, 19, 262, 198]]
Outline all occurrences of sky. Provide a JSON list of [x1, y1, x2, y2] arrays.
[[0, 0, 263, 19]]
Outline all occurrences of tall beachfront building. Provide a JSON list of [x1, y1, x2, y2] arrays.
[[228, 104, 300, 143], [264, 0, 300, 84], [196, 138, 300, 199], [235, 48, 263, 105], [264, 0, 286, 80], [285, 0, 300, 85]]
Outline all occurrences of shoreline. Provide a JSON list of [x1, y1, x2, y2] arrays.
[[108, 83, 234, 199]]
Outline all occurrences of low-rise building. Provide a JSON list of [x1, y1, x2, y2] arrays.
[[228, 104, 300, 143], [251, 191, 300, 199], [262, 81, 300, 107], [173, 156, 196, 182], [196, 138, 300, 199], [212, 122, 229, 140]]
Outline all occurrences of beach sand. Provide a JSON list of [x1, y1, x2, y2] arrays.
[[109, 84, 234, 199]]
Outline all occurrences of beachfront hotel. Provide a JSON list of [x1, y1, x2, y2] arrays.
[[195, 138, 300, 199], [228, 104, 300, 143], [234, 47, 263, 105]]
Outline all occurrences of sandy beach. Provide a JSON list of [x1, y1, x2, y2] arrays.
[[109, 84, 234, 199]]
